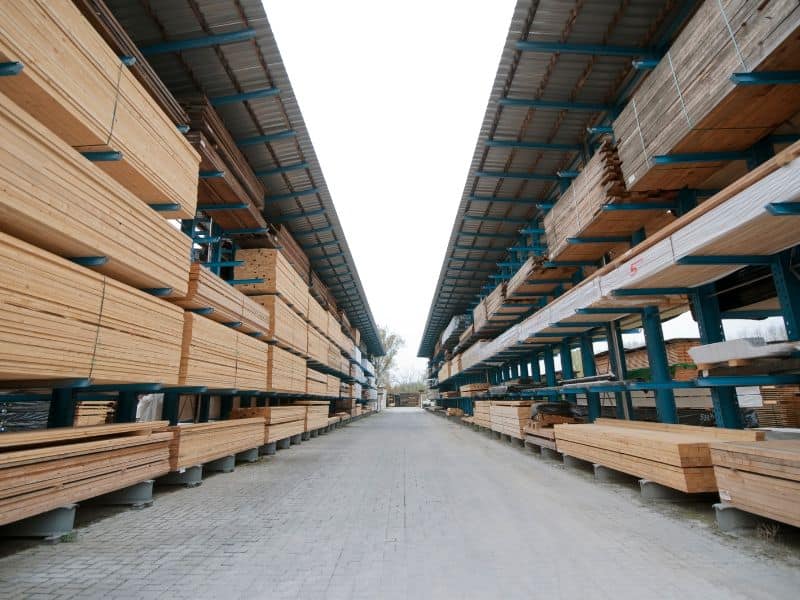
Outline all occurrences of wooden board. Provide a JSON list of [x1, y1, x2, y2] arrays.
[[326, 375, 341, 397], [251, 294, 308, 355], [0, 88, 190, 297], [306, 368, 328, 396], [713, 466, 800, 528], [308, 295, 329, 334], [0, 1, 200, 218], [293, 400, 331, 431], [235, 249, 309, 318], [0, 232, 184, 384], [168, 418, 264, 470], [267, 345, 306, 394], [172, 264, 271, 336], [307, 326, 329, 364]]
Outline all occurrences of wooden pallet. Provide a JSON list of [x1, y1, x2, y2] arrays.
[[0, 1, 200, 218], [0, 421, 171, 526], [168, 418, 264, 470]]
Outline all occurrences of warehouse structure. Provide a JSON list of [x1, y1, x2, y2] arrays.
[[421, 0, 800, 530], [0, 0, 382, 535]]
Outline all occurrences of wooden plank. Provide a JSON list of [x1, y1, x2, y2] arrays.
[[713, 466, 800, 528], [168, 418, 264, 470], [235, 249, 309, 318], [267, 345, 306, 394]]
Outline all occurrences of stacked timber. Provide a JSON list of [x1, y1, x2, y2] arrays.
[[327, 375, 341, 397], [328, 312, 348, 351], [473, 401, 491, 428], [0, 1, 200, 218], [544, 142, 675, 261], [310, 270, 337, 313], [273, 225, 311, 282], [472, 300, 488, 336], [446, 408, 464, 417], [614, 0, 800, 191], [307, 369, 328, 396], [294, 400, 330, 432], [339, 354, 351, 376], [437, 361, 451, 383], [0, 422, 171, 526], [172, 264, 271, 337], [235, 249, 309, 318], [308, 296, 329, 334], [755, 386, 800, 427], [0, 233, 183, 384], [167, 418, 264, 471], [267, 345, 306, 394], [328, 345, 343, 371], [554, 419, 764, 493], [308, 326, 329, 365], [73, 401, 115, 427], [439, 315, 468, 351], [0, 88, 190, 296], [490, 401, 533, 439], [229, 405, 306, 443], [459, 383, 489, 397], [178, 313, 267, 390], [710, 440, 800, 527], [251, 295, 308, 355]]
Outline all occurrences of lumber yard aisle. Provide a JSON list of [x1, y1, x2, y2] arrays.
[[1, 409, 798, 599]]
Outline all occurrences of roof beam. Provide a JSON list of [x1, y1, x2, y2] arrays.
[[486, 139, 582, 152], [499, 97, 613, 112], [475, 170, 560, 181], [265, 188, 319, 202], [140, 29, 256, 56], [273, 207, 326, 222], [462, 214, 530, 224], [209, 87, 279, 106], [515, 40, 659, 59], [469, 194, 548, 205], [255, 162, 309, 177], [302, 239, 340, 250], [237, 130, 296, 147]]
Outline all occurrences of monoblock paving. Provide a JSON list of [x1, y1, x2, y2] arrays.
[[0, 408, 798, 599]]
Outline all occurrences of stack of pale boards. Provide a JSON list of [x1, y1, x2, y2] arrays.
[[229, 401, 330, 443]]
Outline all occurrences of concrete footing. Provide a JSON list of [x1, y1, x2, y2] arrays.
[[302, 431, 311, 441], [714, 503, 761, 532], [96, 480, 154, 508], [290, 434, 302, 445], [593, 465, 637, 484], [540, 447, 562, 461], [562, 455, 593, 471], [524, 442, 541, 454], [310, 429, 319, 438], [205, 455, 235, 473], [261, 442, 277, 456], [236, 448, 260, 463], [0, 504, 76, 539], [492, 431, 502, 440], [511, 437, 524, 448], [277, 438, 291, 450], [639, 479, 693, 502], [158, 465, 203, 487]]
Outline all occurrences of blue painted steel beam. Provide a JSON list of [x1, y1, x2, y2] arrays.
[[201, 260, 244, 268], [579, 333, 601, 421], [141, 29, 256, 56], [632, 58, 660, 70], [265, 187, 320, 202], [198, 203, 248, 211], [210, 86, 279, 106], [69, 256, 108, 267], [274, 207, 326, 222], [721, 309, 781, 320], [486, 139, 581, 152], [315, 251, 344, 259], [190, 307, 215, 316], [642, 306, 677, 423], [199, 170, 225, 179], [255, 162, 308, 177], [499, 97, 613, 112], [462, 214, 529, 224], [652, 151, 749, 164], [612, 287, 692, 296], [519, 227, 546, 235], [628, 381, 696, 390], [225, 278, 264, 285], [602, 202, 676, 211], [237, 130, 296, 147], [496, 261, 523, 268], [0, 61, 24, 76], [697, 375, 800, 386], [475, 170, 560, 181], [549, 322, 607, 329], [766, 202, 800, 215], [676, 255, 774, 266], [515, 40, 659, 58], [149, 203, 181, 212], [587, 126, 614, 135], [81, 151, 122, 162], [567, 236, 630, 244], [302, 239, 340, 250], [730, 71, 800, 85], [143, 288, 173, 297], [772, 249, 800, 340], [557, 170, 580, 179], [224, 227, 269, 235], [469, 195, 545, 205]]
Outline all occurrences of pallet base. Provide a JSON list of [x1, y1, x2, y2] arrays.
[[714, 502, 762, 532], [95, 480, 154, 508], [157, 466, 203, 487], [594, 465, 637, 484], [205, 455, 235, 473], [0, 505, 76, 540], [235, 448, 259, 463]]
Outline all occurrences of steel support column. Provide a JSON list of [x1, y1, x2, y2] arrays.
[[579, 334, 601, 421], [543, 346, 557, 390], [642, 306, 677, 423], [606, 321, 634, 420], [48, 388, 74, 428], [772, 249, 800, 341], [560, 340, 574, 379], [691, 284, 742, 428], [529, 352, 541, 383], [116, 391, 139, 423]]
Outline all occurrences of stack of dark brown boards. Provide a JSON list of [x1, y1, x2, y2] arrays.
[[167, 418, 264, 471], [711, 440, 800, 527], [614, 0, 800, 191], [0, 422, 171, 526]]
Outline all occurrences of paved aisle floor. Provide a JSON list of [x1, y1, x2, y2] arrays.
[[0, 408, 798, 599]]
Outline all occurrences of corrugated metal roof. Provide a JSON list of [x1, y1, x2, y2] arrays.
[[418, 0, 695, 358], [107, 0, 384, 356]]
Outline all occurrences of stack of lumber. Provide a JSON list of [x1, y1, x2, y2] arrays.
[[0, 232, 184, 384], [73, 401, 115, 427], [230, 405, 306, 443], [267, 345, 306, 393], [172, 264, 271, 336], [336, 411, 351, 422], [472, 300, 489, 335], [327, 375, 341, 397], [755, 386, 800, 427], [490, 401, 533, 439], [614, 0, 800, 191], [310, 270, 337, 313], [327, 312, 348, 351], [446, 408, 464, 417], [458, 323, 475, 349], [0, 1, 200, 218], [168, 418, 264, 470], [439, 315, 468, 351], [327, 345, 342, 371], [459, 383, 489, 397], [437, 362, 451, 383], [339, 354, 350, 376], [554, 419, 764, 493], [235, 249, 309, 318], [178, 313, 267, 390], [710, 440, 800, 527], [351, 404, 362, 417], [307, 326, 329, 364], [0, 88, 191, 296], [308, 295, 329, 334], [294, 400, 330, 432], [328, 415, 341, 426], [251, 295, 308, 355], [0, 422, 171, 526], [273, 225, 311, 282], [306, 368, 328, 396], [473, 401, 491, 428], [545, 142, 675, 261], [523, 422, 558, 451], [594, 339, 699, 381]]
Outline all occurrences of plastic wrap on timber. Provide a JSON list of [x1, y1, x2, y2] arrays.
[[251, 294, 308, 355], [614, 0, 800, 191], [267, 345, 306, 393], [554, 419, 764, 493], [0, 89, 191, 297], [710, 440, 800, 527], [235, 249, 310, 318], [167, 418, 264, 471], [178, 313, 268, 390], [0, 421, 171, 526], [172, 264, 271, 336], [0, 232, 183, 384], [0, 1, 200, 218]]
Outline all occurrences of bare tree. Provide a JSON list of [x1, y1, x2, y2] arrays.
[[374, 326, 404, 388], [390, 367, 426, 393]]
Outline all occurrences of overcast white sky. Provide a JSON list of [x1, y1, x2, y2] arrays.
[[265, 1, 518, 375]]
